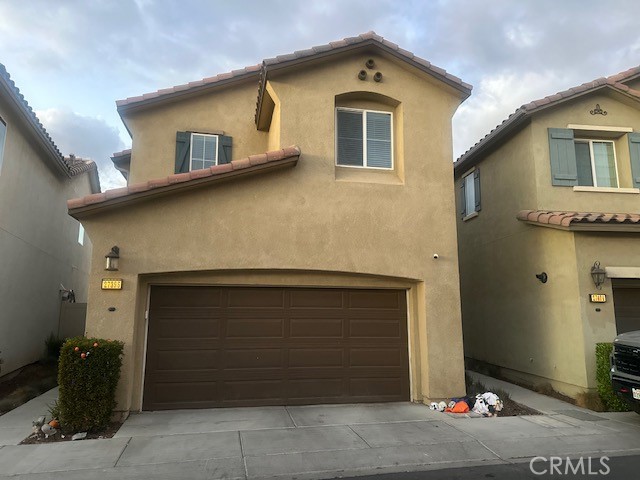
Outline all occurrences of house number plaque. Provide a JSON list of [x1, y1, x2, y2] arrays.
[[589, 293, 606, 303], [101, 279, 123, 290]]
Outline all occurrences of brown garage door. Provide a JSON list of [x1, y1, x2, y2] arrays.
[[143, 286, 409, 410], [613, 279, 640, 334]]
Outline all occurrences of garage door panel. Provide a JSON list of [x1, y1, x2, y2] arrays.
[[349, 320, 402, 338], [224, 349, 284, 369], [226, 318, 284, 338], [155, 350, 219, 370], [348, 290, 402, 309], [289, 318, 344, 338], [156, 318, 220, 338], [289, 348, 344, 367], [350, 348, 402, 367], [613, 281, 640, 334], [143, 286, 409, 410], [227, 288, 285, 308], [290, 289, 344, 308], [223, 380, 284, 401], [350, 377, 402, 396]]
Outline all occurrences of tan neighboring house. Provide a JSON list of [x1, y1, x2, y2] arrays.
[[0, 64, 100, 376], [455, 67, 640, 398], [68, 32, 471, 414]]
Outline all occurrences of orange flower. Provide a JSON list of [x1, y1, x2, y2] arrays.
[[74, 347, 80, 352], [81, 353, 86, 359]]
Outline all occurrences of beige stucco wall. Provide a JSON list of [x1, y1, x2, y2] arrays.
[[457, 90, 640, 396], [0, 94, 93, 376], [80, 50, 468, 412]]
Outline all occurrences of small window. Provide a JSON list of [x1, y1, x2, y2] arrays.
[[0, 118, 6, 175], [77, 223, 85, 246], [574, 140, 618, 187], [190, 133, 218, 171], [461, 168, 481, 218], [336, 108, 392, 169]]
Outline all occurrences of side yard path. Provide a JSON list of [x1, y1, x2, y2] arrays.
[[0, 376, 639, 479]]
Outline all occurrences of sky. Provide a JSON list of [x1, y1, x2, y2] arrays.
[[1, 0, 639, 190]]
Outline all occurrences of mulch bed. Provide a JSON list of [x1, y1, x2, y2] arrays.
[[0, 362, 58, 416], [20, 422, 123, 444], [499, 397, 541, 417]]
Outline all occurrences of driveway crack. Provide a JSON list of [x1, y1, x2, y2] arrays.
[[347, 425, 373, 449]]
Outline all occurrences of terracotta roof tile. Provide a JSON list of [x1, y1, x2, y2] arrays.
[[69, 146, 300, 215], [517, 210, 640, 229], [118, 32, 471, 114], [456, 65, 640, 171]]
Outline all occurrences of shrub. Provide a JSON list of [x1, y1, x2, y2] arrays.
[[56, 336, 124, 432], [44, 333, 64, 364], [595, 342, 630, 412]]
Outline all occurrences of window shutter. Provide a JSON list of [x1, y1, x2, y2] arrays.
[[474, 167, 481, 212], [175, 131, 191, 173], [460, 179, 466, 216], [337, 110, 363, 166], [218, 135, 232, 165], [548, 128, 578, 186], [629, 132, 640, 188]]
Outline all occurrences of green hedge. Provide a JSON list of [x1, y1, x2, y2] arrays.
[[56, 337, 124, 432], [595, 342, 630, 412]]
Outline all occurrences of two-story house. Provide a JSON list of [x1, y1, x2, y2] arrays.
[[0, 64, 100, 377], [67, 32, 471, 414], [455, 67, 640, 399]]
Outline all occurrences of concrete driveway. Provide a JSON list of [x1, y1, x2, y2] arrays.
[[1, 375, 640, 479]]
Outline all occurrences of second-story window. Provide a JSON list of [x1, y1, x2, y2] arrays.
[[336, 108, 392, 169], [0, 118, 6, 175], [575, 140, 618, 188], [190, 133, 219, 171]]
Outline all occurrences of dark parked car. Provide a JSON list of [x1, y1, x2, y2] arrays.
[[611, 331, 640, 414]]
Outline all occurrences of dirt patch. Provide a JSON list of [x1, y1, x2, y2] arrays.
[[20, 422, 123, 444], [465, 373, 541, 417], [0, 362, 58, 416], [498, 398, 541, 417]]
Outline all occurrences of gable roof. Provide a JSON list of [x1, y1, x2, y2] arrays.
[[1, 63, 101, 191], [68, 146, 300, 218], [116, 32, 471, 116], [454, 66, 640, 175], [0, 63, 69, 177], [517, 210, 640, 232]]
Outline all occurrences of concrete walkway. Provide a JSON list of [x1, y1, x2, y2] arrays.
[[0, 379, 639, 479]]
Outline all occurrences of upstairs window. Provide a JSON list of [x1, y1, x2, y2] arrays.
[[175, 131, 232, 174], [574, 140, 618, 187], [77, 223, 85, 246], [336, 108, 392, 169], [460, 168, 481, 218], [190, 133, 218, 171]]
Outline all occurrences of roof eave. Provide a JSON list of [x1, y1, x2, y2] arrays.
[[69, 154, 299, 219], [520, 220, 640, 233]]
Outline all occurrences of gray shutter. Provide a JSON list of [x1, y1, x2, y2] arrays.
[[629, 132, 640, 188], [175, 131, 191, 173], [474, 168, 481, 212], [337, 110, 363, 166], [218, 135, 232, 164], [548, 128, 578, 186], [460, 179, 466, 216]]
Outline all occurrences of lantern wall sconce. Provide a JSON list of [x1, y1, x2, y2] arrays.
[[535, 272, 548, 284], [105, 246, 120, 271], [591, 261, 606, 289]]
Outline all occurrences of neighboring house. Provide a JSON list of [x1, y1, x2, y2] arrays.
[[68, 32, 471, 413], [0, 64, 100, 376], [454, 67, 640, 398]]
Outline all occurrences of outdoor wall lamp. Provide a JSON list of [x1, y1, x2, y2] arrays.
[[535, 272, 548, 283], [591, 261, 606, 289], [105, 246, 120, 271]]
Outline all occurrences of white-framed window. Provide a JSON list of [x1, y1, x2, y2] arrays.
[[574, 139, 619, 188], [336, 108, 393, 169], [0, 117, 6, 175], [190, 133, 218, 171], [461, 168, 481, 218], [77, 223, 85, 246]]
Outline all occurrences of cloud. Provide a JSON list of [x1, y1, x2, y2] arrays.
[[36, 109, 127, 190]]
